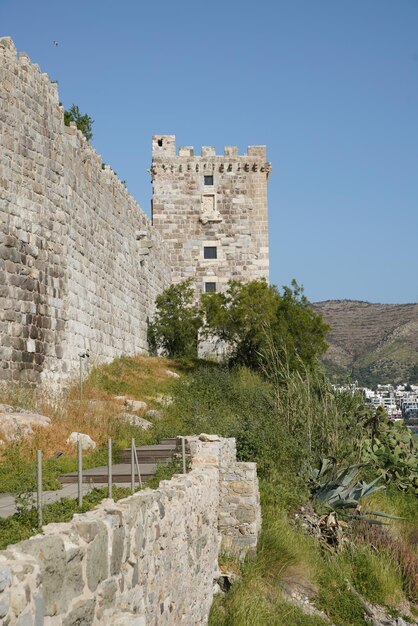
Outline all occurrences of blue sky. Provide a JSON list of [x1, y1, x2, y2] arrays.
[[1, 0, 417, 303]]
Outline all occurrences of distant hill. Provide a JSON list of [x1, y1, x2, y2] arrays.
[[312, 300, 418, 386]]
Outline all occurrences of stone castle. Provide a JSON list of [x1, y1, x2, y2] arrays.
[[0, 37, 271, 385]]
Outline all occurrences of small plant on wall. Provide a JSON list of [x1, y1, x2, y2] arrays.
[[64, 104, 94, 141]]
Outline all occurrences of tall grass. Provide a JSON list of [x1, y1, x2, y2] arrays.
[[165, 357, 363, 493], [260, 336, 364, 464]]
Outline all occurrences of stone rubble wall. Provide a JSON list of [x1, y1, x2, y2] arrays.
[[0, 37, 171, 386], [0, 436, 261, 625], [187, 435, 262, 557]]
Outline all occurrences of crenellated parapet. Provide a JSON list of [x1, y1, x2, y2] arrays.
[[151, 160, 272, 176], [151, 135, 271, 179]]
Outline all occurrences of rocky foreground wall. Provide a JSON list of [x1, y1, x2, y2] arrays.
[[0, 435, 261, 625], [0, 37, 171, 386]]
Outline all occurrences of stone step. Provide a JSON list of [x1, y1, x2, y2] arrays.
[[60, 439, 179, 485], [60, 463, 157, 484], [119, 447, 176, 464]]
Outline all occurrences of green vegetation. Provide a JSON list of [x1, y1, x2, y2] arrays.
[[64, 104, 94, 141], [148, 279, 202, 358], [88, 353, 187, 403], [0, 487, 128, 549], [360, 410, 418, 494], [150, 278, 329, 370], [0, 440, 109, 512], [308, 458, 391, 521], [202, 279, 329, 370], [0, 281, 416, 622]]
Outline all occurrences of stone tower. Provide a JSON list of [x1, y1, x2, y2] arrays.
[[151, 136, 271, 294]]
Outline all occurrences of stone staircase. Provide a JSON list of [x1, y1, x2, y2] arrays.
[[60, 438, 180, 485]]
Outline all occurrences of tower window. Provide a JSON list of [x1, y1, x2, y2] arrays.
[[205, 282, 217, 293], [157, 139, 163, 147], [204, 246, 217, 259], [204, 175, 214, 185]]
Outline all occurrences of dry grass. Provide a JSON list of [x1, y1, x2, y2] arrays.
[[88, 354, 187, 404], [0, 356, 185, 462]]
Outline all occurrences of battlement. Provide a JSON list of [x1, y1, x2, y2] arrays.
[[152, 135, 267, 160]]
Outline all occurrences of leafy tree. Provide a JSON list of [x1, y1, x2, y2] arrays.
[[274, 279, 329, 370], [202, 279, 280, 368], [64, 104, 94, 141], [201, 278, 329, 371], [148, 279, 202, 358]]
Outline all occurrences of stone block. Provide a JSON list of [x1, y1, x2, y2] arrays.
[[62, 597, 95, 626], [86, 530, 108, 591], [18, 535, 66, 616]]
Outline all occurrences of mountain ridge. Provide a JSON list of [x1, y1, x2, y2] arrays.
[[312, 299, 418, 385]]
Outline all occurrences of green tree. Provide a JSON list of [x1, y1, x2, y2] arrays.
[[202, 279, 280, 368], [64, 104, 94, 141], [274, 280, 329, 370], [148, 279, 202, 358], [202, 278, 329, 371]]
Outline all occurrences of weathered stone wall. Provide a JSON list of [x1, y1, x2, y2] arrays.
[[151, 136, 270, 295], [188, 435, 262, 557], [0, 435, 261, 625], [0, 37, 171, 385]]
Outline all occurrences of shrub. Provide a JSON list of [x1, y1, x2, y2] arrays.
[[63, 104, 93, 141], [202, 279, 329, 371], [148, 279, 202, 358]]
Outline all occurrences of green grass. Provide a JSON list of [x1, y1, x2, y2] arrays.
[[0, 487, 131, 549], [210, 488, 370, 626], [210, 578, 329, 626], [346, 546, 404, 606], [315, 562, 367, 626], [0, 458, 183, 550], [211, 494, 407, 626]]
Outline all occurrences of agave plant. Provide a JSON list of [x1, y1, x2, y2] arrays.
[[308, 458, 399, 524]]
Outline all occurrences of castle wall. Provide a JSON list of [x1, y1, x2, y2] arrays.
[[151, 136, 270, 295], [0, 435, 261, 625], [0, 38, 171, 385]]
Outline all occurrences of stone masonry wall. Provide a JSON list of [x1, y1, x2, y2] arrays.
[[0, 37, 171, 385], [188, 435, 262, 557], [151, 136, 270, 295], [0, 435, 261, 625]]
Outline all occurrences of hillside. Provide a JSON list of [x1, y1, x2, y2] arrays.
[[312, 300, 418, 385]]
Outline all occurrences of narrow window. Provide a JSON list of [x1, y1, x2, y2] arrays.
[[204, 246, 217, 259], [157, 139, 163, 147], [204, 175, 214, 185], [205, 282, 216, 293]]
